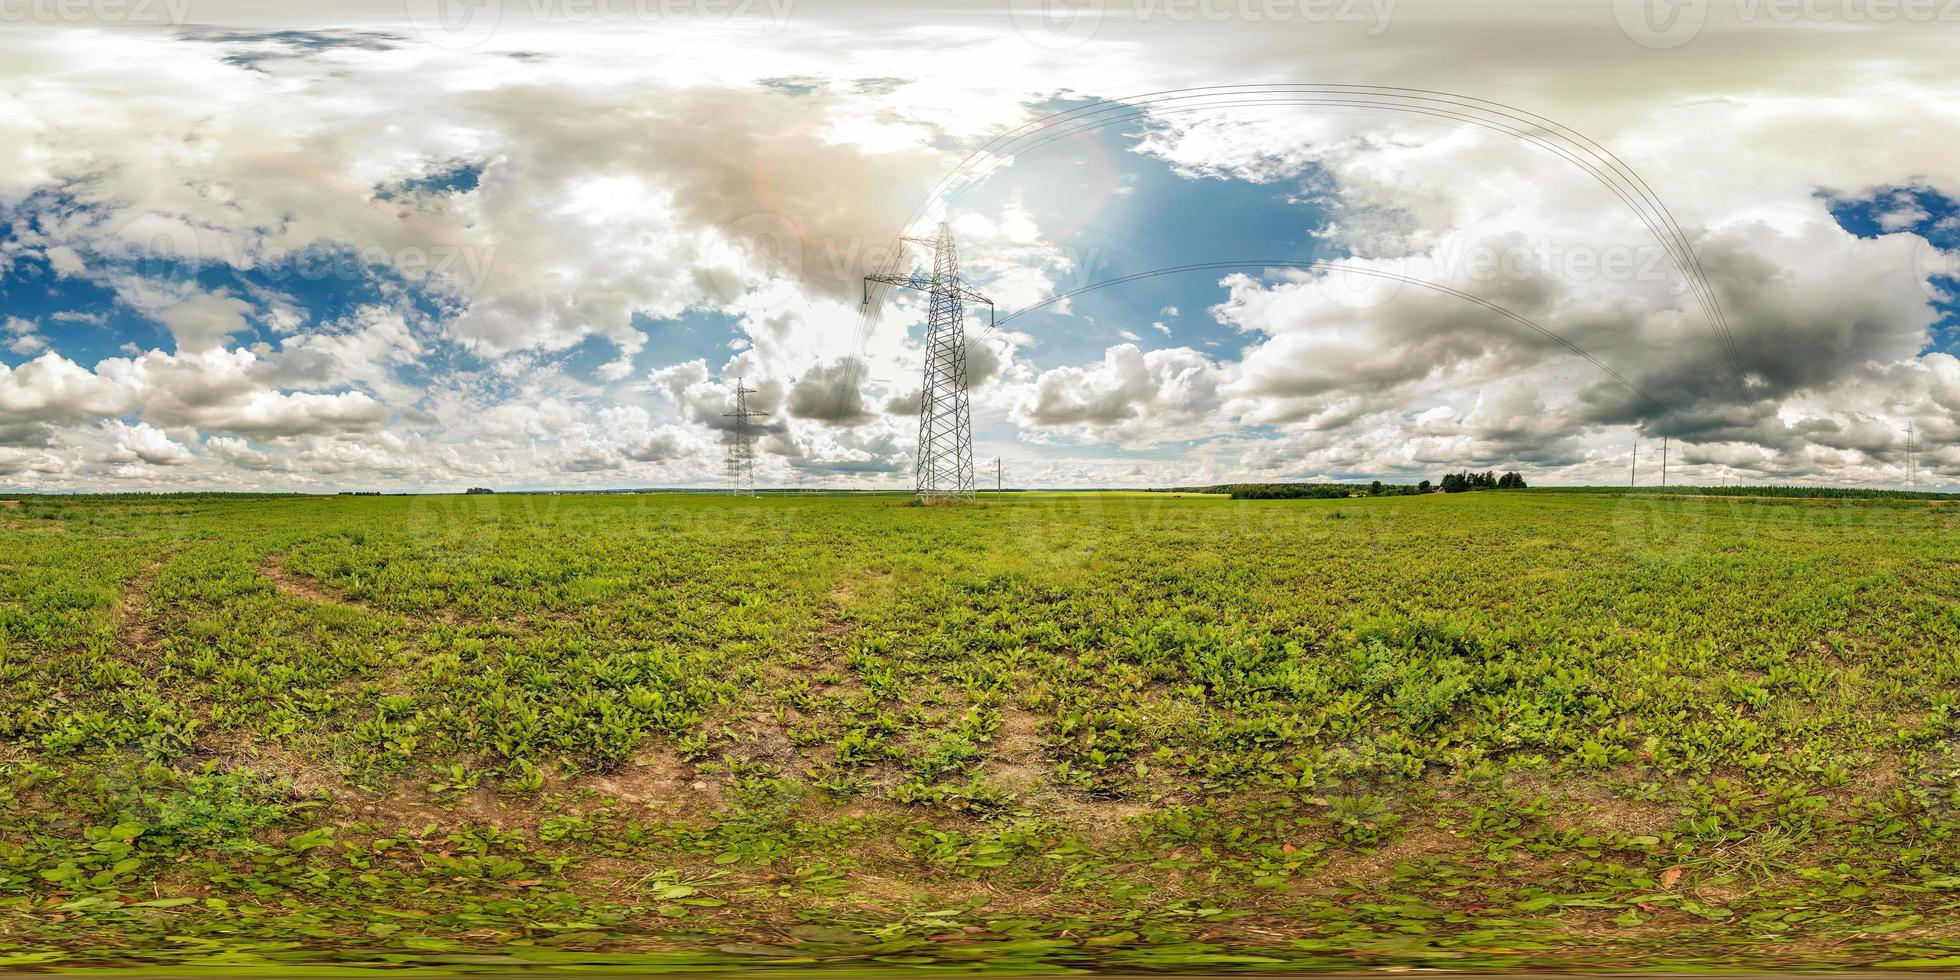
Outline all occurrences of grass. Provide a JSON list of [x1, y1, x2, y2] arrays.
[[3, 490, 1960, 972]]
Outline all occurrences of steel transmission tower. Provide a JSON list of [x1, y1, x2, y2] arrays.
[[722, 377, 767, 497], [864, 224, 995, 501], [1907, 421, 1918, 490]]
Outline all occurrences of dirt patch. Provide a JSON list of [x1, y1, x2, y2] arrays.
[[1508, 772, 1681, 837], [981, 707, 1049, 789], [803, 579, 872, 694], [114, 558, 170, 666], [198, 734, 342, 798], [258, 553, 464, 626], [1316, 822, 1464, 883], [258, 555, 361, 607], [705, 709, 805, 772], [978, 707, 1163, 828], [0, 500, 20, 509], [342, 781, 529, 831], [577, 747, 722, 817], [1830, 748, 1912, 801]]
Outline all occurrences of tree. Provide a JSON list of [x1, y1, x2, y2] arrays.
[[1497, 471, 1527, 489], [1369, 480, 1384, 496], [1418, 479, 1432, 493]]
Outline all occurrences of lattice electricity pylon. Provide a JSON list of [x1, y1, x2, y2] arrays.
[[863, 223, 995, 501], [722, 377, 767, 497]]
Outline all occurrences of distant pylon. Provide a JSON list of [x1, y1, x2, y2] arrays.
[[722, 377, 766, 497], [1907, 421, 1917, 490], [865, 223, 995, 501]]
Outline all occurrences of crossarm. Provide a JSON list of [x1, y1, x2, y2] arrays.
[[862, 273, 996, 315]]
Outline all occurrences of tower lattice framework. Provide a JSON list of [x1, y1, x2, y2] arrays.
[[864, 224, 994, 501], [722, 378, 766, 497]]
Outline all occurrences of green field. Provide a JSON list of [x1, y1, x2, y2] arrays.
[[5, 491, 1960, 972]]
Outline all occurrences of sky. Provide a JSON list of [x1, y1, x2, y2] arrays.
[[1, 0, 1958, 492]]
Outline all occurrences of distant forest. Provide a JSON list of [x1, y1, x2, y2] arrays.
[[1177, 471, 1526, 499], [1175, 481, 1959, 502]]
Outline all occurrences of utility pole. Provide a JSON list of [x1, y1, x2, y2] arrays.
[[722, 377, 767, 497], [864, 223, 995, 502], [995, 456, 1002, 493], [1661, 437, 1669, 488], [1908, 421, 1917, 490], [1630, 438, 1638, 488]]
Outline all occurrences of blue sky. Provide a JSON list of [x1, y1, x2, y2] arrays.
[[1825, 185, 1960, 354]]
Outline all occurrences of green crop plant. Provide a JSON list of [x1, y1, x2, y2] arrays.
[[4, 490, 1960, 971]]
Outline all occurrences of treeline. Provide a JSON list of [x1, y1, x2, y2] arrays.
[[1182, 483, 1403, 499], [1176, 473, 1527, 500], [1527, 485, 1960, 501], [1438, 471, 1527, 492]]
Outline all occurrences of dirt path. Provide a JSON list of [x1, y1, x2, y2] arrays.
[[114, 558, 170, 665], [256, 555, 356, 607], [256, 553, 468, 626]]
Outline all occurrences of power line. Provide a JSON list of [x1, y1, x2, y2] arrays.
[[721, 377, 766, 498], [857, 84, 1747, 399], [864, 223, 994, 501], [845, 85, 1736, 488], [999, 260, 1684, 428]]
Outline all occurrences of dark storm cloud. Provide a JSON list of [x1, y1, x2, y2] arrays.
[[786, 359, 874, 425]]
